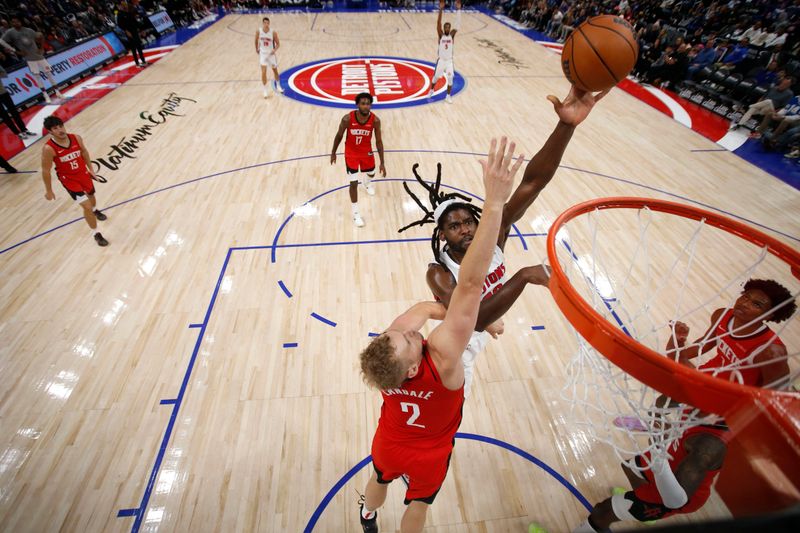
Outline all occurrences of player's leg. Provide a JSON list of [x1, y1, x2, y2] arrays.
[[400, 501, 429, 533], [77, 193, 108, 246], [271, 61, 283, 93], [444, 61, 454, 103], [428, 60, 444, 97], [87, 193, 107, 221], [260, 64, 271, 97], [40, 63, 64, 99], [361, 155, 376, 196], [347, 164, 364, 227], [28, 62, 51, 103]]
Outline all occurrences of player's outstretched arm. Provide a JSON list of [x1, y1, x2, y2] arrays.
[[498, 87, 608, 248], [272, 32, 280, 53], [452, 0, 462, 38], [429, 138, 522, 371], [427, 264, 550, 331], [386, 302, 447, 333], [665, 308, 724, 363], [253, 30, 259, 53], [330, 114, 348, 164], [437, 0, 444, 37]]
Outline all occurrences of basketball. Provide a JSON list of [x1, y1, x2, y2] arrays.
[[561, 15, 639, 92]]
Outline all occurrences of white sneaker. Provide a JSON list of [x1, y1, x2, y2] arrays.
[[353, 213, 365, 227], [263, 87, 271, 98], [445, 94, 453, 104], [43, 92, 51, 104], [364, 180, 375, 196], [275, 84, 284, 94]]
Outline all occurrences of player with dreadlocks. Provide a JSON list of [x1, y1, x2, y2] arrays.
[[399, 86, 609, 396]]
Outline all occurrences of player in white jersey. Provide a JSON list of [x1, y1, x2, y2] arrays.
[[254, 17, 283, 98], [428, 0, 461, 104], [399, 85, 609, 396]]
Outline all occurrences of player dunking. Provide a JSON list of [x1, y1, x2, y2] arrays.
[[41, 116, 109, 247], [399, 86, 607, 396], [358, 138, 524, 533], [330, 92, 386, 227], [427, 0, 461, 104], [572, 279, 796, 533], [254, 17, 283, 98]]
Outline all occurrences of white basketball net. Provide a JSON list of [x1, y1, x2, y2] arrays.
[[551, 205, 800, 473]]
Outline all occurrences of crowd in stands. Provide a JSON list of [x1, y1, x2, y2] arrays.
[[0, 0, 214, 69], [497, 0, 800, 158]]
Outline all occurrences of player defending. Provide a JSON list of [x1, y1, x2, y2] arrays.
[[254, 17, 283, 98], [400, 86, 607, 396], [427, 0, 461, 104], [358, 138, 523, 533], [330, 92, 386, 227], [41, 115, 109, 247], [573, 279, 796, 533]]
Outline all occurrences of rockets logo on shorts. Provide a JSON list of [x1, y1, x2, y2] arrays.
[[283, 56, 465, 109]]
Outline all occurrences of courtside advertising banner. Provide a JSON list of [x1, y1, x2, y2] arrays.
[[149, 11, 175, 34], [2, 32, 126, 106]]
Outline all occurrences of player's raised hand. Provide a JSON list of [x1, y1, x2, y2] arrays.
[[456, 0, 462, 9], [479, 137, 524, 205], [547, 85, 609, 126], [439, 0, 445, 10], [670, 321, 690, 346]]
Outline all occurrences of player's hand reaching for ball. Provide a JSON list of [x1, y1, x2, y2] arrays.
[[479, 137, 524, 206], [547, 85, 610, 127]]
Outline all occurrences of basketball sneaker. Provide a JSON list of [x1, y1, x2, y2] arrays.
[[274, 81, 284, 94], [364, 179, 375, 196], [93, 209, 107, 221], [445, 94, 453, 104], [353, 213, 365, 227], [357, 495, 378, 533], [263, 86, 272, 98], [94, 232, 109, 247]]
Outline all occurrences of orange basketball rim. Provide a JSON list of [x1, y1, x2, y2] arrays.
[[547, 197, 800, 508]]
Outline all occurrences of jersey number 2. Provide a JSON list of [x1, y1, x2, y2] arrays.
[[400, 402, 425, 428]]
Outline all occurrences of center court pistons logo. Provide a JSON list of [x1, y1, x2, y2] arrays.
[[283, 56, 465, 109]]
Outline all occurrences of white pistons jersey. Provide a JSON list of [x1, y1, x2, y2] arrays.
[[258, 28, 274, 54], [438, 34, 454, 60], [438, 245, 507, 300]]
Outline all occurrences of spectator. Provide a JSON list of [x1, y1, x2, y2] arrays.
[[765, 27, 789, 49], [685, 39, 719, 80], [717, 37, 750, 71], [746, 61, 781, 88], [731, 76, 795, 130], [758, 95, 800, 140]]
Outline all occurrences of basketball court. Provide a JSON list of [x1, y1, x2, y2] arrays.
[[0, 8, 798, 533]]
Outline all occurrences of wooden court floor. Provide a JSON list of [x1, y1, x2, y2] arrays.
[[1, 11, 799, 533]]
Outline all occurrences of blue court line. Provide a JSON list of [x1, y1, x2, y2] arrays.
[[283, 342, 298, 348], [278, 280, 293, 298], [159, 398, 177, 405], [368, 332, 380, 337], [117, 247, 235, 532], [530, 325, 545, 331], [270, 177, 529, 263], [302, 432, 592, 532], [4, 149, 797, 256], [188, 323, 202, 328], [311, 312, 337, 327], [559, 240, 631, 337]]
